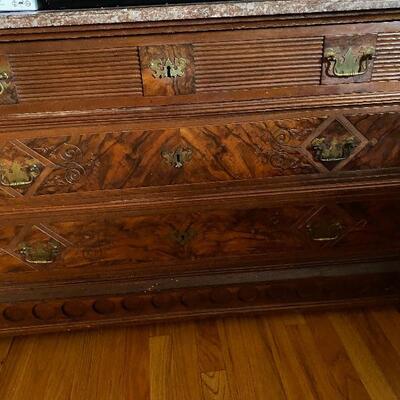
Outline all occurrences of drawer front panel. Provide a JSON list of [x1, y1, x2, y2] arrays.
[[1, 111, 399, 198], [1, 25, 400, 110], [0, 199, 399, 276]]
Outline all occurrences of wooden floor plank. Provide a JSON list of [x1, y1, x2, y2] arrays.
[[150, 334, 172, 400], [329, 311, 399, 400], [169, 321, 203, 400], [201, 370, 231, 400], [346, 310, 400, 399], [239, 317, 287, 400], [369, 308, 400, 356], [263, 315, 328, 400], [217, 318, 257, 400], [0, 337, 13, 376], [304, 312, 371, 400], [196, 320, 226, 373], [284, 320, 346, 399]]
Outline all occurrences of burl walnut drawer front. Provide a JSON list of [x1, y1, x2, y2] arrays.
[[0, 199, 399, 276], [0, 112, 399, 198], [1, 24, 400, 111]]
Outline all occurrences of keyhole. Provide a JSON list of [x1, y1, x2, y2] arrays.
[[174, 152, 183, 168], [166, 65, 172, 78]]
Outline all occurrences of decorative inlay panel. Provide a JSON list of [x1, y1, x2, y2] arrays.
[[302, 115, 371, 172], [0, 55, 18, 105], [139, 45, 196, 96], [0, 142, 45, 197], [298, 204, 367, 247], [322, 34, 377, 84]]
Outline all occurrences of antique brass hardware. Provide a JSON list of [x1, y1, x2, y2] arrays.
[[161, 147, 192, 168], [311, 135, 357, 162], [0, 162, 41, 187], [324, 46, 375, 78], [0, 71, 9, 95], [150, 57, 187, 79], [306, 221, 343, 242], [18, 241, 61, 264], [171, 228, 196, 246]]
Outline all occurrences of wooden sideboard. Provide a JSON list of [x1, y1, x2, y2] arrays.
[[0, 5, 400, 335]]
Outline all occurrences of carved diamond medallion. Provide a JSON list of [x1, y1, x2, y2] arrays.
[[297, 204, 367, 247], [301, 115, 370, 172], [0, 141, 46, 197]]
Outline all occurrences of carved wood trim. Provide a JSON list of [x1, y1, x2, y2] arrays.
[[0, 272, 398, 336]]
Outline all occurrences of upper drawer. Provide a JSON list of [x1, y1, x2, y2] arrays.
[[0, 110, 399, 199], [1, 22, 400, 113]]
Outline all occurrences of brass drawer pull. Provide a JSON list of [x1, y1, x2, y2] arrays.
[[324, 46, 375, 78], [311, 135, 357, 162], [0, 162, 41, 188], [18, 241, 61, 264], [150, 57, 187, 79], [0, 71, 9, 95], [307, 221, 343, 242], [161, 147, 192, 168]]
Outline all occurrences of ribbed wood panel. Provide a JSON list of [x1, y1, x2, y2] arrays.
[[193, 37, 324, 92], [8, 47, 143, 101], [373, 33, 400, 81]]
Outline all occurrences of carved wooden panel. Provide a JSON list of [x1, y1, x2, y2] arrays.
[[0, 55, 18, 105], [139, 45, 196, 96], [322, 34, 377, 84]]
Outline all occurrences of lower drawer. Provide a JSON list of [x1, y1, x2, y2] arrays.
[[1, 198, 400, 278]]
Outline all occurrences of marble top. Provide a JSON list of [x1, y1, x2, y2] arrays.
[[0, 0, 400, 30]]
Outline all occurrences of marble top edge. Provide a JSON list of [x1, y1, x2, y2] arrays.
[[0, 0, 400, 30]]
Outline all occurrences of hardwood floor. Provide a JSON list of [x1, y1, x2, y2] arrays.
[[0, 307, 399, 400]]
